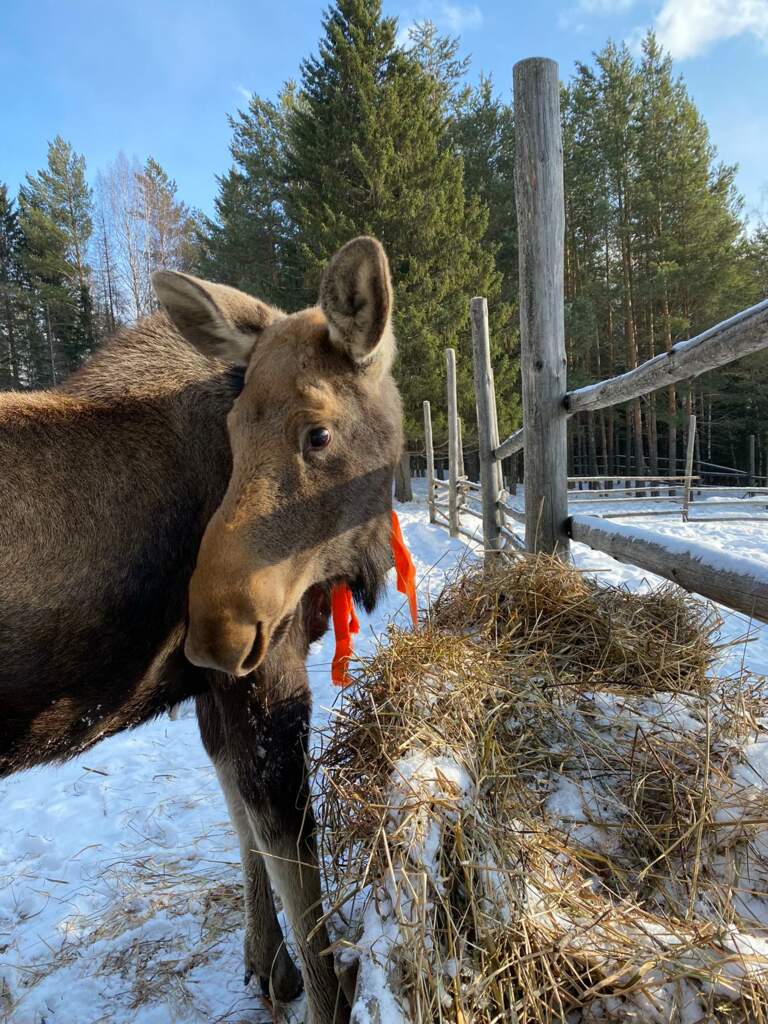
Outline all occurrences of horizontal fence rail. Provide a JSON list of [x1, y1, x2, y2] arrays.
[[565, 299, 768, 416], [495, 299, 768, 463], [568, 516, 768, 624]]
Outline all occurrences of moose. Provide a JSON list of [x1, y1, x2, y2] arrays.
[[0, 237, 403, 1024]]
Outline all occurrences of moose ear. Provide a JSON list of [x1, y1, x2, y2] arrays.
[[319, 237, 394, 368], [152, 271, 282, 364]]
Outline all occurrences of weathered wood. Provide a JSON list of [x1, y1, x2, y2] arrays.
[[423, 400, 436, 524], [568, 515, 768, 624], [569, 494, 682, 504], [514, 57, 569, 556], [457, 417, 465, 481], [445, 348, 460, 538], [500, 525, 526, 550], [501, 504, 527, 524], [749, 434, 756, 487], [495, 426, 525, 461], [682, 414, 697, 520], [566, 298, 768, 416], [471, 296, 503, 557], [568, 475, 697, 484], [687, 515, 768, 523]]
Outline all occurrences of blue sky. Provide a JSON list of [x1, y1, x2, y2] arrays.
[[2, 0, 768, 222]]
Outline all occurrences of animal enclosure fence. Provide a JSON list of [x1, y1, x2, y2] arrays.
[[425, 56, 768, 626]]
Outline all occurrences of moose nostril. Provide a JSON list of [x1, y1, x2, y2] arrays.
[[239, 621, 267, 675]]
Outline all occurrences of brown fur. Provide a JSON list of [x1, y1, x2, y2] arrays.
[[0, 237, 403, 1024]]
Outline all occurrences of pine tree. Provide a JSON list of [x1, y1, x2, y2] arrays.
[[19, 136, 95, 378], [0, 186, 27, 387]]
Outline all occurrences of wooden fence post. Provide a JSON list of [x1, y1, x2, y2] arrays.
[[470, 296, 503, 557], [446, 348, 460, 538], [423, 400, 436, 524], [749, 433, 756, 487], [514, 57, 569, 556], [682, 414, 697, 521], [457, 417, 465, 481]]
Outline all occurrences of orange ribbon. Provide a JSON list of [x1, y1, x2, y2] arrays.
[[390, 510, 418, 628], [331, 510, 418, 687], [330, 583, 360, 687]]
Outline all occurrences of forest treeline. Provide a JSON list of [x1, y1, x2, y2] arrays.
[[2, 0, 768, 477]]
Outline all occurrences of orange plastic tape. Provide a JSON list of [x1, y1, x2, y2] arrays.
[[330, 510, 418, 687]]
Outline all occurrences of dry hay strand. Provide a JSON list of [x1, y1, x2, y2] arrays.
[[315, 554, 768, 1024]]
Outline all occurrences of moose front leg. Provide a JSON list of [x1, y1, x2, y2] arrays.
[[214, 758, 303, 1004], [245, 787, 347, 1024], [200, 676, 349, 1024]]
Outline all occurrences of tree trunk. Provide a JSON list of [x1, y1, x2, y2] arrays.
[[3, 291, 20, 386], [394, 451, 413, 503]]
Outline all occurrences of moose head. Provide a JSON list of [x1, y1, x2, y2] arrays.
[[153, 237, 403, 676]]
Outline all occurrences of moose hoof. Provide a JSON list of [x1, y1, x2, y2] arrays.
[[259, 970, 304, 1005]]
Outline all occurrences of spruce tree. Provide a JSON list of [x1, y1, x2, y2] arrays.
[[282, 0, 516, 438], [196, 91, 298, 309], [450, 75, 517, 306]]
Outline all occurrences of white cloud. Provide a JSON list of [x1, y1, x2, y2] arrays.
[[578, 0, 636, 12], [440, 3, 483, 32], [559, 0, 635, 32], [654, 0, 768, 59], [396, 2, 483, 46]]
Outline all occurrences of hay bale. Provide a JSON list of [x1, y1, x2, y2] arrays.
[[315, 555, 768, 1023]]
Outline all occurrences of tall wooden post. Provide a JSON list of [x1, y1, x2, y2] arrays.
[[471, 296, 503, 556], [682, 414, 697, 521], [446, 348, 460, 538], [514, 57, 569, 555], [749, 433, 756, 487], [423, 400, 436, 524]]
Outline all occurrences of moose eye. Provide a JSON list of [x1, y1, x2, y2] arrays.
[[307, 427, 332, 450]]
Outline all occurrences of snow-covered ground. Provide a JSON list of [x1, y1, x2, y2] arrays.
[[1, 483, 766, 1024]]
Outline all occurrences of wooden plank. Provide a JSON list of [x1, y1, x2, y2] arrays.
[[423, 400, 436, 524], [568, 489, 679, 499], [568, 515, 768, 624], [565, 297, 768, 415], [569, 475, 697, 484], [471, 295, 503, 557], [686, 516, 768, 523], [495, 426, 525, 461], [682, 414, 697, 520], [500, 526, 526, 550], [500, 503, 527, 524], [457, 523, 482, 543], [514, 57, 569, 556], [457, 416, 465, 481], [683, 499, 768, 508], [446, 348, 460, 538], [569, 495, 682, 504]]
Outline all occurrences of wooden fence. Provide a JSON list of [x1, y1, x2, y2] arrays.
[[425, 56, 768, 626]]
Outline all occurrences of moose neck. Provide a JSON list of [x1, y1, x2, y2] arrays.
[[0, 316, 245, 772]]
